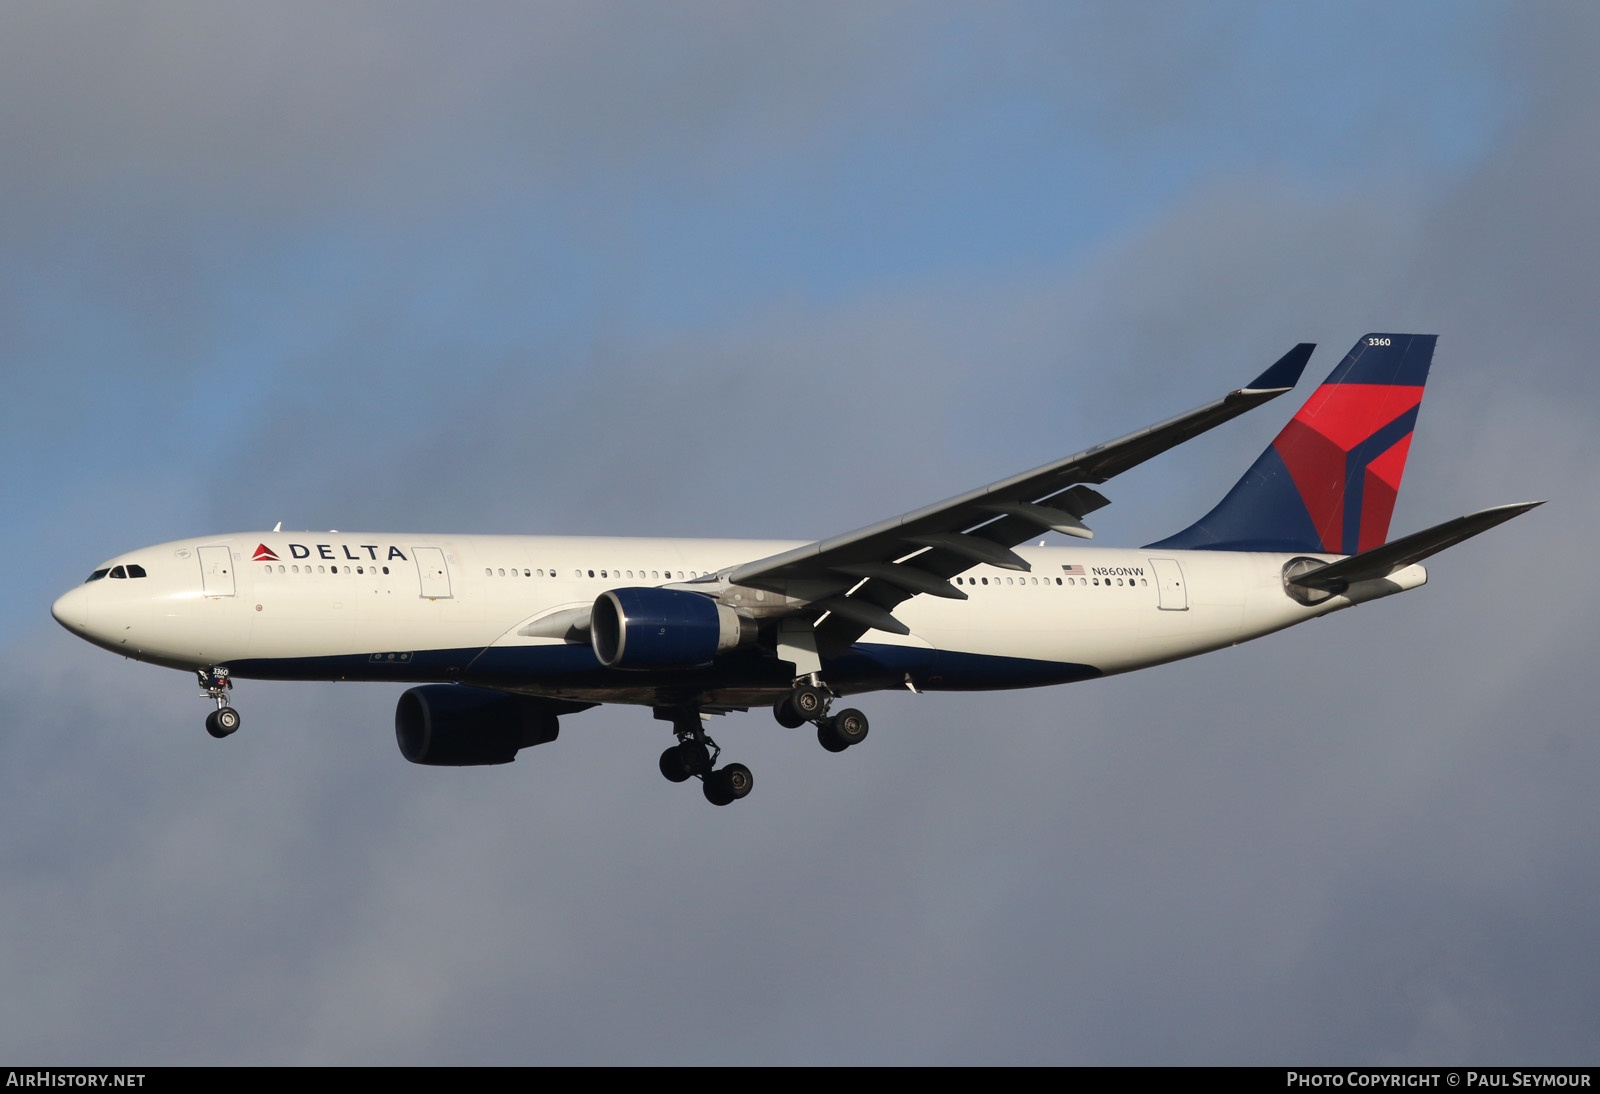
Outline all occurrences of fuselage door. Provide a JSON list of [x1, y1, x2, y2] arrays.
[[414, 547, 453, 599], [1148, 557, 1188, 611], [198, 546, 236, 597]]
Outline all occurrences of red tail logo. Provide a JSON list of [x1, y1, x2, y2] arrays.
[[252, 544, 279, 561]]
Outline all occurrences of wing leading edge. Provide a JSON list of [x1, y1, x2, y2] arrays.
[[727, 343, 1315, 653]]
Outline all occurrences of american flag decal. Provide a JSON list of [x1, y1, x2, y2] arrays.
[[1061, 564, 1085, 575]]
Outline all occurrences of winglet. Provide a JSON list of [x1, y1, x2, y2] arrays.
[[1241, 342, 1314, 393]]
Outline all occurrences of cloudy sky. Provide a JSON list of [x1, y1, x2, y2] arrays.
[[3, 1, 1596, 1065]]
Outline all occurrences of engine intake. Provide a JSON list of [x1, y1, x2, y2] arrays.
[[591, 586, 752, 669], [395, 684, 561, 766]]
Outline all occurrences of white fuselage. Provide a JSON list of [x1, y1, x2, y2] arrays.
[[51, 531, 1426, 709]]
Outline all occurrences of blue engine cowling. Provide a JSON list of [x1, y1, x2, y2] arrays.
[[395, 684, 561, 766], [591, 586, 751, 669]]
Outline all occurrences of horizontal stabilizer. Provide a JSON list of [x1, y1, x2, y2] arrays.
[[1290, 501, 1544, 590]]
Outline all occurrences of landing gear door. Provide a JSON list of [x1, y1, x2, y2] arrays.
[[1148, 557, 1188, 611], [198, 546, 236, 597], [414, 547, 453, 599]]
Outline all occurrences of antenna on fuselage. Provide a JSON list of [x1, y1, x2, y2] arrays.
[[273, 521, 282, 532]]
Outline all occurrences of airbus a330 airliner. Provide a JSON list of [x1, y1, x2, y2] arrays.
[[52, 334, 1539, 805]]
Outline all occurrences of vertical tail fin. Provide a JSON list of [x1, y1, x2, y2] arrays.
[[1147, 334, 1436, 554]]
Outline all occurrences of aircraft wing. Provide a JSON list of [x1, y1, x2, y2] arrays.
[[726, 343, 1315, 652]]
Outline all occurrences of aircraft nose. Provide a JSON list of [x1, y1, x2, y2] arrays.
[[52, 585, 90, 633]]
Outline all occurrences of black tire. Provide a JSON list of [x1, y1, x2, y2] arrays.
[[659, 745, 692, 783], [719, 762, 754, 800], [206, 708, 238, 739], [816, 722, 850, 753], [829, 708, 868, 747], [773, 695, 806, 729], [677, 739, 712, 777], [703, 772, 736, 806], [791, 684, 827, 719], [216, 707, 240, 732]]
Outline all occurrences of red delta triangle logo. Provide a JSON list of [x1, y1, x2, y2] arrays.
[[252, 544, 279, 562]]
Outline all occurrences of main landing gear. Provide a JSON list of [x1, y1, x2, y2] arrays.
[[773, 678, 869, 754], [198, 667, 241, 739], [655, 708, 754, 807]]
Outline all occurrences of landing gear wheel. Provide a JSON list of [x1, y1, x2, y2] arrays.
[[817, 723, 849, 753], [658, 745, 692, 783], [205, 707, 240, 739], [703, 763, 753, 806], [660, 740, 711, 781], [720, 762, 753, 800], [791, 684, 828, 719], [773, 695, 806, 729], [817, 708, 868, 752], [678, 739, 712, 777], [830, 708, 868, 746]]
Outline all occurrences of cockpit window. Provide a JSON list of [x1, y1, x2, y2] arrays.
[[126, 564, 147, 578], [86, 569, 110, 583], [109, 566, 127, 579]]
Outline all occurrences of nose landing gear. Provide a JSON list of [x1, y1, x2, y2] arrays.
[[198, 667, 240, 739]]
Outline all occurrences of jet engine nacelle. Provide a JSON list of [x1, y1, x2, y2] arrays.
[[395, 684, 561, 766], [591, 586, 753, 669]]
